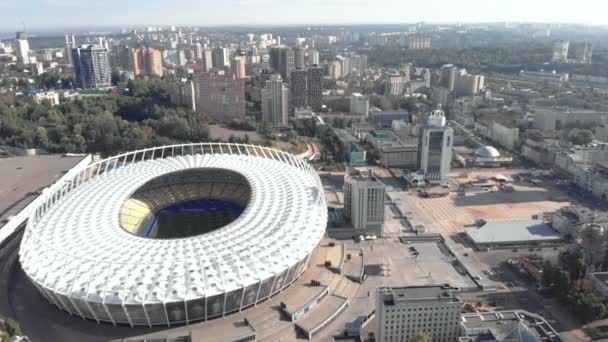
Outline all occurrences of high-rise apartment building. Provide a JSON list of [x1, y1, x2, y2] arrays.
[[111, 44, 131, 70], [41, 49, 54, 63], [72, 45, 111, 89], [30, 62, 44, 76], [170, 78, 196, 112], [97, 37, 110, 51], [376, 285, 462, 342], [408, 35, 432, 49], [305, 65, 323, 112], [289, 66, 323, 113], [329, 60, 342, 79], [230, 56, 246, 79], [64, 34, 76, 66], [348, 54, 367, 74], [212, 47, 230, 68], [290, 68, 308, 111], [337, 55, 351, 76], [552, 40, 570, 63], [350, 93, 370, 117], [439, 64, 455, 89], [294, 46, 306, 69], [195, 43, 203, 60], [269, 47, 295, 81], [194, 73, 245, 120], [344, 170, 385, 237], [261, 74, 289, 127], [445, 67, 484, 97], [418, 108, 453, 184], [162, 49, 186, 67], [15, 32, 30, 65], [307, 49, 319, 66], [132, 47, 163, 77], [575, 42, 593, 64], [387, 74, 406, 96], [202, 48, 213, 71]]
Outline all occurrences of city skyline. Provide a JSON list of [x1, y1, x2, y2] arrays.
[[1, 0, 607, 30]]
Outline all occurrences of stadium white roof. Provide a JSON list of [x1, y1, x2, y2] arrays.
[[19, 147, 326, 306]]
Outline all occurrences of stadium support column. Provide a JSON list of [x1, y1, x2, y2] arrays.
[[163, 302, 170, 327], [142, 303, 152, 327], [254, 279, 263, 306], [239, 287, 246, 312]]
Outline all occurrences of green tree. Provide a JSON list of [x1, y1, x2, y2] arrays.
[[35, 126, 49, 148], [568, 129, 594, 146]]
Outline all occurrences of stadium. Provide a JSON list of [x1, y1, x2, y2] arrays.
[[18, 143, 327, 327]]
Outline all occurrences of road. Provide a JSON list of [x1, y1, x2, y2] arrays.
[[460, 258, 587, 341]]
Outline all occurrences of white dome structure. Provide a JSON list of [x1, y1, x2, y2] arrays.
[[19, 143, 327, 327], [474, 145, 501, 158]]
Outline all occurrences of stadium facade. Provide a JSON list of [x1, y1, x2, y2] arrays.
[[18, 143, 327, 326]]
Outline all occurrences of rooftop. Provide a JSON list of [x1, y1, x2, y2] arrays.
[[465, 220, 562, 245], [281, 284, 328, 315], [296, 295, 348, 332], [333, 128, 360, 145], [379, 285, 460, 305], [0, 154, 86, 223], [460, 310, 562, 342], [475, 146, 501, 158], [369, 130, 394, 140]]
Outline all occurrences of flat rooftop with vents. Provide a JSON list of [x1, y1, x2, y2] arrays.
[[464, 219, 562, 249], [460, 310, 562, 342], [379, 285, 461, 306]]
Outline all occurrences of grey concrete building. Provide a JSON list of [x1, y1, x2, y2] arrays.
[[71, 45, 111, 89], [344, 170, 385, 237], [418, 109, 454, 184], [376, 285, 462, 342], [261, 74, 289, 127]]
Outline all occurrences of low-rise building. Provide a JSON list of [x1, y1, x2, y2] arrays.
[[369, 110, 409, 128], [552, 144, 608, 202], [572, 162, 608, 201], [553, 143, 608, 177], [460, 310, 562, 342], [520, 70, 569, 84], [519, 255, 545, 282], [475, 119, 519, 151], [532, 106, 608, 131], [333, 128, 366, 165], [551, 206, 608, 239], [367, 130, 418, 169], [350, 93, 369, 117], [33, 91, 60, 106], [521, 131, 565, 167], [465, 220, 562, 250]]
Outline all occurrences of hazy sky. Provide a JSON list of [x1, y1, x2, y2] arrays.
[[0, 0, 606, 30]]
